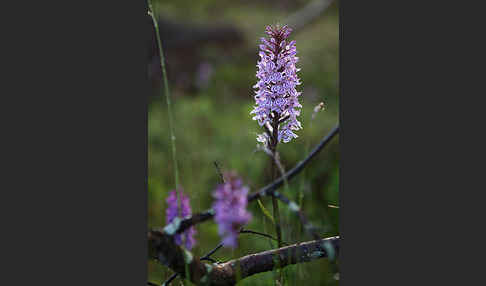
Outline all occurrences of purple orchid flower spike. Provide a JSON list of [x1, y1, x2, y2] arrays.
[[165, 189, 197, 250], [251, 24, 302, 145], [212, 172, 252, 248]]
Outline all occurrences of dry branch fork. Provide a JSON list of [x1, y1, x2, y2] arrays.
[[149, 228, 339, 285]]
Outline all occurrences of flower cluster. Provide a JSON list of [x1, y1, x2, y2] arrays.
[[212, 172, 252, 248], [165, 189, 196, 249], [251, 25, 302, 144]]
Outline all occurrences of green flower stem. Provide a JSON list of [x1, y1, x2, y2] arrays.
[[147, 0, 181, 217]]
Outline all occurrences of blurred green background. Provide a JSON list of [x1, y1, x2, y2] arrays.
[[148, 0, 339, 284]]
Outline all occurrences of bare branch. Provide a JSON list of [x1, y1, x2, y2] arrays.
[[149, 229, 208, 283], [249, 125, 339, 201], [220, 236, 339, 283], [162, 228, 261, 285], [149, 229, 339, 286], [170, 125, 339, 235], [201, 243, 224, 261]]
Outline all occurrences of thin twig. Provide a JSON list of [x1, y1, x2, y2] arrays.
[[161, 242, 224, 285], [171, 125, 339, 235], [250, 125, 339, 201], [201, 243, 224, 260], [161, 273, 177, 286], [213, 161, 226, 183], [240, 229, 286, 245]]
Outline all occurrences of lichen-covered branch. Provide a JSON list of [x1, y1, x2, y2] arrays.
[[162, 228, 281, 285], [219, 236, 339, 283], [148, 229, 208, 283], [149, 229, 339, 286]]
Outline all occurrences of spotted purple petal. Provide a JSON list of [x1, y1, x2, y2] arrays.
[[251, 25, 302, 144]]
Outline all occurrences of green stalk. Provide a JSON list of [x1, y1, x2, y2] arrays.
[[148, 2, 186, 284], [147, 0, 181, 216], [269, 117, 283, 285], [269, 118, 283, 250]]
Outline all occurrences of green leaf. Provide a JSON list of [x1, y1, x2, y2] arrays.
[[257, 199, 275, 225]]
